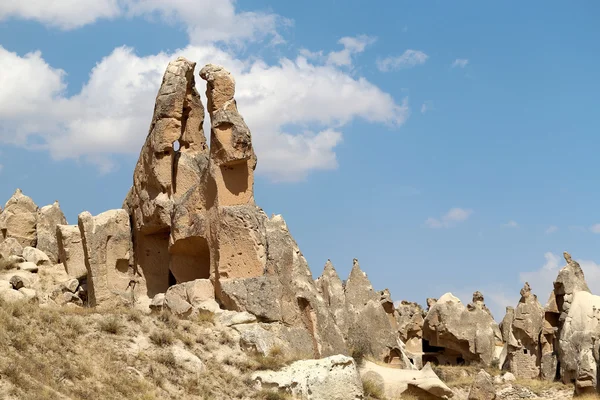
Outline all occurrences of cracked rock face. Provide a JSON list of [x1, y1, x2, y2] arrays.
[[0, 189, 38, 248], [423, 292, 502, 366]]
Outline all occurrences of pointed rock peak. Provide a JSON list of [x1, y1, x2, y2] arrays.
[[555, 251, 590, 295], [520, 282, 532, 299], [4, 188, 38, 211], [348, 258, 369, 282], [199, 64, 236, 114], [506, 306, 514, 313], [472, 291, 485, 303], [426, 297, 438, 310], [323, 259, 338, 275]]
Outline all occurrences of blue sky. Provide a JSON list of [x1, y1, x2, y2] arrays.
[[1, 1, 599, 320]]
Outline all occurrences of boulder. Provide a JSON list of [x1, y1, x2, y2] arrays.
[[0, 189, 38, 247], [10, 275, 27, 290], [56, 224, 87, 280], [170, 345, 205, 374], [18, 262, 38, 273], [252, 355, 363, 400], [0, 288, 25, 303], [149, 293, 165, 311], [235, 322, 314, 358], [22, 246, 50, 267], [0, 238, 23, 258], [359, 361, 453, 399], [36, 201, 67, 264], [164, 278, 219, 316], [423, 292, 502, 366], [217, 311, 257, 327], [468, 370, 496, 400], [18, 288, 37, 302], [78, 209, 137, 307]]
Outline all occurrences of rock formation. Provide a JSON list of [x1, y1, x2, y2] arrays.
[[78, 209, 135, 307], [36, 201, 67, 264], [502, 282, 544, 379], [423, 292, 502, 366], [0, 189, 38, 247], [252, 355, 363, 400]]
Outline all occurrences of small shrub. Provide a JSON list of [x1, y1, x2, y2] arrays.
[[350, 342, 369, 366], [155, 350, 177, 368], [362, 378, 385, 399], [158, 310, 178, 328], [99, 315, 122, 334], [149, 329, 174, 347]]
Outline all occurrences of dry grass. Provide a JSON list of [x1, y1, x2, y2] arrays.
[[98, 315, 123, 334], [0, 298, 264, 399], [432, 364, 502, 388], [250, 346, 296, 371], [149, 329, 174, 347], [514, 378, 572, 395], [362, 377, 386, 399]]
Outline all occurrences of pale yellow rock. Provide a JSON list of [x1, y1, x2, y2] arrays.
[[78, 209, 138, 307], [56, 224, 87, 280]]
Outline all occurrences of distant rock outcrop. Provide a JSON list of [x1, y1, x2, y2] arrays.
[[423, 292, 502, 366]]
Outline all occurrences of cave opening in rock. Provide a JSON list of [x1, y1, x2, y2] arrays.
[[169, 236, 211, 284]]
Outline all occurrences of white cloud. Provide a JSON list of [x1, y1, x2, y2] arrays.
[[0, 44, 408, 181], [0, 0, 286, 45], [324, 35, 376, 67], [123, 0, 288, 45], [452, 58, 469, 68], [377, 50, 428, 72], [590, 224, 600, 233], [0, 164, 3, 174], [503, 220, 519, 228], [545, 225, 558, 234], [425, 207, 473, 229], [0, 0, 120, 30], [420, 101, 434, 114]]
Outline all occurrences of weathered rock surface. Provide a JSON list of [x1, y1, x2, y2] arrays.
[[423, 292, 502, 366], [468, 370, 496, 400], [0, 189, 38, 247], [315, 260, 348, 335], [164, 278, 219, 316], [252, 355, 363, 400], [504, 283, 545, 379], [125, 57, 209, 296], [0, 237, 23, 258], [36, 201, 67, 264], [56, 224, 87, 280], [22, 246, 50, 267], [78, 210, 137, 307], [345, 259, 399, 362], [359, 361, 453, 399], [558, 290, 600, 394]]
